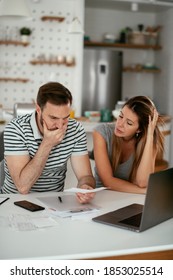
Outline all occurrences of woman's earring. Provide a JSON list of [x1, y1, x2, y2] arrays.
[[136, 132, 139, 137]]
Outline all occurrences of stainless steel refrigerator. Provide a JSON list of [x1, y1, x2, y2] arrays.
[[82, 47, 123, 115]]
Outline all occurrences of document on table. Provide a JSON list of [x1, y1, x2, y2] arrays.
[[8, 214, 58, 231], [37, 194, 101, 217], [64, 187, 106, 194]]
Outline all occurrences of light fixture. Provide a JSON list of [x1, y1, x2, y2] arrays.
[[68, 0, 84, 34], [0, 0, 32, 19], [68, 16, 84, 34], [131, 2, 138, 11]]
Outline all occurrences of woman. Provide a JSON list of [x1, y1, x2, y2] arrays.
[[93, 96, 165, 194]]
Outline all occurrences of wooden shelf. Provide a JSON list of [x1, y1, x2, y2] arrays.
[[123, 67, 161, 73], [30, 60, 75, 67], [84, 41, 162, 50], [0, 78, 29, 83], [0, 40, 29, 46], [41, 16, 65, 22]]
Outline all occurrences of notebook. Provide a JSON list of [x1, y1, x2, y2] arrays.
[[92, 168, 173, 232]]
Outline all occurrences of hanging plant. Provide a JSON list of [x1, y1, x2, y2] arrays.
[[20, 27, 32, 36]]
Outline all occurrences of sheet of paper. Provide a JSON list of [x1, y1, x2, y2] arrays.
[[49, 208, 100, 218], [31, 217, 58, 228], [8, 214, 58, 231], [64, 187, 106, 194], [37, 194, 100, 213], [46, 207, 100, 219]]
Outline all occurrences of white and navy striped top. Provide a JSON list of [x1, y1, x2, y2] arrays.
[[2, 112, 88, 193]]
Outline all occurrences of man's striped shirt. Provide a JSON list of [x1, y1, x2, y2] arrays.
[[2, 112, 88, 193]]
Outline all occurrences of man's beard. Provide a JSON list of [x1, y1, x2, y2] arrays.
[[39, 113, 59, 131], [40, 113, 44, 128]]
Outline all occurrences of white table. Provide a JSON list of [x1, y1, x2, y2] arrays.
[[0, 190, 173, 260]]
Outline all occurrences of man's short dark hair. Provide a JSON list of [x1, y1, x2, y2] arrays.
[[37, 82, 73, 109]]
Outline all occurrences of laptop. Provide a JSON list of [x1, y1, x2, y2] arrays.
[[92, 168, 173, 232]]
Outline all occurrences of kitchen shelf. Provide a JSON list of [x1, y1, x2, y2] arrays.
[[30, 60, 75, 66], [0, 40, 29, 46], [123, 67, 161, 73], [84, 41, 162, 50], [41, 16, 65, 22], [0, 78, 29, 83]]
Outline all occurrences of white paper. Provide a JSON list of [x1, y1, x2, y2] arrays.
[[8, 214, 58, 231], [46, 207, 100, 219], [37, 195, 100, 213], [31, 217, 58, 228], [64, 187, 106, 194]]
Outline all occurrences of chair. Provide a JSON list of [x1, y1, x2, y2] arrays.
[[13, 102, 35, 118]]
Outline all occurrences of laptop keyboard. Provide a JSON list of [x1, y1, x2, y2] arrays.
[[119, 212, 142, 227]]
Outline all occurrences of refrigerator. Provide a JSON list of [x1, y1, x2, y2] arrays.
[[82, 47, 123, 115]]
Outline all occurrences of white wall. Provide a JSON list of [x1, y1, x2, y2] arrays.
[[0, 0, 84, 116]]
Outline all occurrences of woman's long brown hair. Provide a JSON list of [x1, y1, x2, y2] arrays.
[[111, 96, 165, 182]]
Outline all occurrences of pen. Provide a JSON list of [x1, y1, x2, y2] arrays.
[[58, 196, 62, 203], [0, 197, 10, 205]]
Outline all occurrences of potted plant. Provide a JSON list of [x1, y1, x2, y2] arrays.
[[20, 27, 32, 43]]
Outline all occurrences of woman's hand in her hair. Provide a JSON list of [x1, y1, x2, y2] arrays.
[[147, 109, 158, 137]]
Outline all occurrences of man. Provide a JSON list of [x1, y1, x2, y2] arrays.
[[2, 82, 95, 203]]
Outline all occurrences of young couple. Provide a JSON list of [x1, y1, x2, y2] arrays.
[[2, 82, 164, 200]]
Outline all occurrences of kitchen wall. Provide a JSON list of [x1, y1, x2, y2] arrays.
[[0, 0, 84, 116]]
